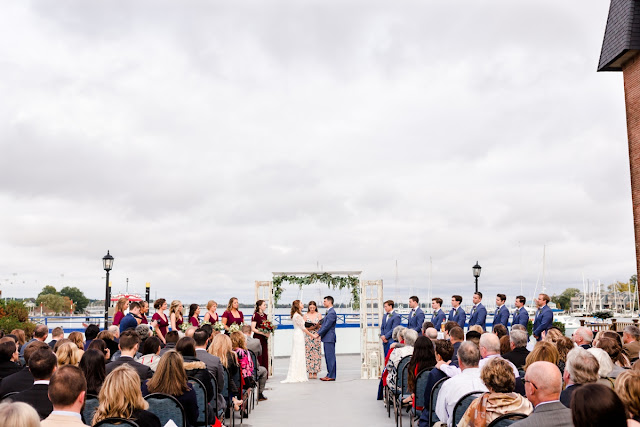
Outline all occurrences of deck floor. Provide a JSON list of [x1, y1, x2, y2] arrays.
[[241, 354, 391, 427]]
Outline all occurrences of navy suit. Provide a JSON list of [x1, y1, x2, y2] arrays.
[[448, 306, 466, 329], [407, 307, 425, 333], [318, 307, 337, 379], [431, 309, 445, 331], [511, 307, 529, 328], [468, 303, 487, 330], [494, 304, 510, 328], [380, 311, 401, 355], [532, 305, 553, 341]]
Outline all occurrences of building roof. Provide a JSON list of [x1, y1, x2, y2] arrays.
[[598, 0, 640, 71]]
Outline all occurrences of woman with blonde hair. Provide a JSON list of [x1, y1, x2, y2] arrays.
[[523, 341, 559, 371], [67, 331, 85, 351], [56, 341, 83, 367], [0, 401, 40, 427], [614, 370, 640, 425], [113, 297, 129, 327], [221, 297, 244, 332], [169, 300, 184, 332], [142, 350, 198, 427], [203, 300, 219, 324], [208, 333, 242, 410], [10, 329, 26, 351], [231, 331, 255, 391], [92, 365, 160, 427]]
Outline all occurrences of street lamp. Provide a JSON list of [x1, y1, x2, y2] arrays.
[[102, 251, 114, 329], [472, 261, 481, 294]]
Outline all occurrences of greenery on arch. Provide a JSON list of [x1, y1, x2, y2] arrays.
[[272, 273, 360, 309]]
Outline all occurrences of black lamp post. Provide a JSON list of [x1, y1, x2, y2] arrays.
[[102, 251, 114, 329], [472, 261, 481, 294]]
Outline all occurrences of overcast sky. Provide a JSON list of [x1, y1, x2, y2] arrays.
[[0, 1, 632, 307]]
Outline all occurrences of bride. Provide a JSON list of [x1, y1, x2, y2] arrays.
[[281, 300, 317, 383]]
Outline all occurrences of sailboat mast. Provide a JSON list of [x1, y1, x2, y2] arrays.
[[541, 245, 546, 295], [428, 257, 432, 306]]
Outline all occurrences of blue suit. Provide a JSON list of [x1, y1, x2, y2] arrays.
[[431, 309, 445, 331], [468, 303, 487, 330], [448, 307, 466, 328], [380, 311, 401, 355], [494, 305, 510, 329], [318, 307, 337, 378], [532, 305, 553, 341], [407, 307, 425, 333], [512, 307, 529, 328]]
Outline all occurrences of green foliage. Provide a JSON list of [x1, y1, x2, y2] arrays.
[[0, 300, 29, 322], [552, 321, 566, 335], [36, 294, 72, 315], [551, 287, 581, 310], [272, 273, 360, 309], [37, 285, 58, 299], [59, 286, 89, 313], [527, 319, 533, 336], [0, 317, 36, 338], [592, 310, 613, 320], [0, 300, 36, 338]]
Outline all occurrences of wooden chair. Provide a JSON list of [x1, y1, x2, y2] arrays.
[[487, 413, 529, 426]]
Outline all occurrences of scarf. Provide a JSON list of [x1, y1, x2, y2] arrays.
[[458, 392, 533, 427]]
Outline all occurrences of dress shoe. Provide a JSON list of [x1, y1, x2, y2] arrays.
[[258, 394, 268, 401]]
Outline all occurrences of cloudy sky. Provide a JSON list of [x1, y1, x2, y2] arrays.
[[0, 1, 632, 307]]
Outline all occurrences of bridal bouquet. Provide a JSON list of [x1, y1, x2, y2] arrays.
[[212, 321, 225, 332], [180, 322, 190, 333], [258, 320, 277, 335], [229, 323, 243, 333]]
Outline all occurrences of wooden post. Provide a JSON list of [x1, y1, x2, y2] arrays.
[[580, 319, 585, 327], [611, 318, 618, 331]]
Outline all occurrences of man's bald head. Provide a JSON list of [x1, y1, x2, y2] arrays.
[[479, 333, 500, 356], [573, 327, 593, 345], [425, 328, 438, 340], [525, 361, 562, 406]]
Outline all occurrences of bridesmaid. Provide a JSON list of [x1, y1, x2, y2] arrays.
[[188, 304, 200, 327], [152, 298, 169, 344], [303, 300, 322, 379], [112, 297, 129, 327], [221, 297, 244, 332], [139, 301, 149, 324], [251, 300, 270, 372], [203, 300, 219, 324], [169, 300, 184, 332]]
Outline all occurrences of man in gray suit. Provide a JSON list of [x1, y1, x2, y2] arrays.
[[242, 325, 268, 401], [513, 361, 573, 427], [193, 329, 225, 412]]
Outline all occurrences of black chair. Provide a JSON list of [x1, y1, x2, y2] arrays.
[[428, 376, 449, 426], [247, 349, 259, 410], [392, 355, 412, 427], [386, 355, 411, 419], [487, 413, 529, 427], [188, 377, 209, 427], [220, 367, 229, 421], [452, 391, 484, 426], [83, 393, 100, 424], [207, 370, 219, 417], [144, 393, 187, 427], [409, 367, 432, 427], [94, 418, 141, 427], [0, 392, 19, 401]]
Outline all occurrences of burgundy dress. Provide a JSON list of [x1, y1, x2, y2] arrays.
[[113, 311, 125, 326], [222, 310, 244, 330], [152, 312, 169, 338], [140, 314, 148, 324], [252, 312, 269, 372], [189, 316, 199, 327], [173, 315, 184, 331]]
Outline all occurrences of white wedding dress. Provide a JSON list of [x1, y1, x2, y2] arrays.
[[281, 312, 309, 383]]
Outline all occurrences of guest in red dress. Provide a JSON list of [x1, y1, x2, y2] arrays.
[[188, 304, 200, 327], [251, 300, 270, 373], [152, 298, 169, 344], [221, 297, 244, 332], [112, 297, 129, 327], [203, 300, 219, 324], [170, 300, 184, 332]]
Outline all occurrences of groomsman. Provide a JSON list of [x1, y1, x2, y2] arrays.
[[532, 293, 553, 341], [431, 298, 446, 331], [468, 292, 487, 330], [407, 296, 425, 333], [512, 295, 529, 328], [380, 300, 401, 355], [448, 295, 466, 328], [494, 294, 510, 328]]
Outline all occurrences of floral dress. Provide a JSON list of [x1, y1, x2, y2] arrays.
[[304, 313, 322, 374]]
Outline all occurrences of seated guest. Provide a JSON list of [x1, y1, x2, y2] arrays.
[[67, 332, 84, 351], [597, 336, 631, 371], [159, 330, 180, 356], [136, 324, 150, 344], [136, 336, 162, 371], [0, 401, 41, 427], [11, 348, 57, 419], [570, 383, 628, 427], [20, 325, 48, 360], [79, 349, 106, 396], [523, 341, 559, 371], [513, 361, 572, 427], [572, 326, 593, 350], [142, 351, 199, 427], [105, 330, 152, 381], [425, 328, 438, 341], [545, 329, 572, 374], [466, 330, 481, 347], [403, 336, 436, 407], [434, 342, 488, 426], [448, 326, 464, 365], [120, 302, 142, 333], [469, 325, 484, 334], [389, 326, 406, 351], [503, 330, 530, 368], [209, 334, 242, 411], [0, 341, 50, 398], [614, 370, 640, 425], [0, 339, 22, 378], [92, 365, 160, 427], [623, 325, 640, 361], [87, 339, 110, 360], [418, 339, 454, 427], [55, 342, 82, 367], [387, 329, 418, 388], [492, 324, 508, 339], [499, 335, 511, 355], [83, 324, 100, 350], [230, 331, 256, 400], [587, 346, 618, 381], [560, 347, 599, 408], [107, 325, 120, 342], [40, 365, 88, 427], [52, 339, 71, 353], [95, 330, 118, 358], [176, 337, 215, 401], [48, 327, 64, 350], [443, 321, 459, 339], [241, 326, 267, 401], [195, 328, 226, 410], [458, 358, 533, 427], [421, 321, 435, 337]]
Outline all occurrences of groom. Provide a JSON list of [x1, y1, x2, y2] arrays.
[[317, 295, 337, 381]]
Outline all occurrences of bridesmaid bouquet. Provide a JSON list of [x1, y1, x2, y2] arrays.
[[180, 323, 190, 333], [212, 321, 225, 332], [258, 320, 277, 335], [229, 323, 243, 333]]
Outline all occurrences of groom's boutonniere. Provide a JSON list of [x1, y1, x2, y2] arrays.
[[388, 312, 393, 317]]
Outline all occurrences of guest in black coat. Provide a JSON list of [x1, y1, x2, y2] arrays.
[[47, 327, 64, 350], [0, 341, 50, 398], [177, 337, 215, 400], [560, 347, 599, 408], [0, 339, 22, 379], [106, 330, 152, 381], [10, 347, 57, 419], [502, 330, 530, 368]]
